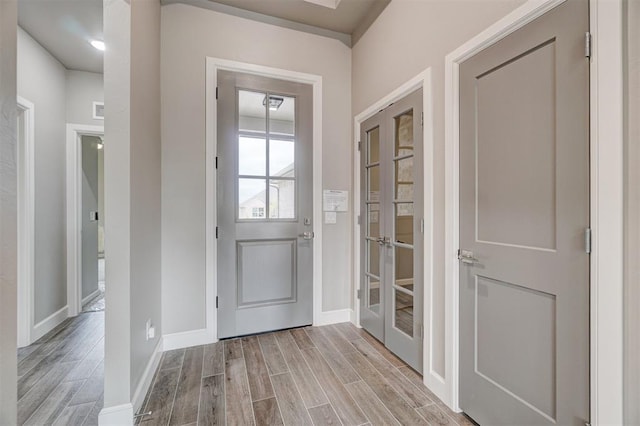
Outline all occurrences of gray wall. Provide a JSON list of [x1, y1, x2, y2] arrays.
[[0, 0, 18, 422], [17, 27, 68, 324], [161, 3, 352, 335], [624, 0, 640, 422], [351, 0, 525, 377], [103, 0, 162, 409], [66, 70, 104, 126], [81, 135, 100, 300]]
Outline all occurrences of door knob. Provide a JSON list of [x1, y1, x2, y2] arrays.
[[299, 231, 314, 240], [458, 249, 477, 265], [376, 236, 390, 246]]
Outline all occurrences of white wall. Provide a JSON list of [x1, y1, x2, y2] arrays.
[[351, 0, 525, 378], [0, 0, 18, 423], [102, 0, 162, 412], [66, 70, 104, 127], [17, 27, 68, 324], [161, 3, 352, 335]]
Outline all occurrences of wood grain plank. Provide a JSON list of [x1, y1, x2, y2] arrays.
[[169, 346, 204, 425], [24, 379, 84, 426], [397, 366, 442, 404], [142, 366, 180, 426], [345, 381, 400, 426], [18, 347, 72, 399], [351, 339, 431, 408], [343, 351, 427, 425], [18, 340, 61, 377], [351, 328, 405, 367], [290, 328, 315, 350], [65, 337, 104, 381], [258, 333, 288, 375], [160, 348, 185, 370], [304, 328, 361, 385], [270, 373, 313, 425], [242, 336, 274, 401], [274, 331, 327, 408], [332, 322, 361, 342], [225, 338, 244, 360], [300, 347, 366, 425], [203, 341, 224, 377], [307, 403, 341, 426], [69, 376, 103, 406], [52, 402, 93, 426], [199, 374, 225, 426], [319, 326, 356, 354], [416, 404, 458, 425], [18, 361, 78, 424], [253, 397, 283, 426], [61, 317, 104, 362], [225, 357, 255, 425], [81, 394, 103, 426]]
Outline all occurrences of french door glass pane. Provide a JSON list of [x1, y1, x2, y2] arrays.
[[368, 165, 380, 195], [238, 178, 266, 219], [367, 239, 380, 277], [368, 126, 380, 163], [396, 156, 414, 184], [269, 179, 295, 219], [268, 95, 295, 137], [239, 90, 266, 134], [394, 289, 414, 336], [395, 203, 414, 245], [238, 136, 266, 176], [395, 245, 414, 283], [395, 110, 413, 156], [270, 139, 295, 177], [367, 204, 380, 237], [368, 276, 381, 312]]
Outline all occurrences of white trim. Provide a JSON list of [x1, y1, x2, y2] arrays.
[[162, 328, 212, 351], [66, 123, 104, 318], [16, 96, 35, 348], [98, 403, 134, 426], [131, 338, 163, 414], [352, 68, 436, 390], [444, 0, 624, 421], [81, 288, 102, 306], [205, 57, 323, 340], [314, 308, 352, 326], [31, 306, 68, 342]]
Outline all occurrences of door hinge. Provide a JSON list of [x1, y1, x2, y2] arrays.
[[585, 32, 592, 59], [216, 296, 219, 309], [216, 87, 219, 100], [421, 112, 424, 127], [215, 156, 218, 169], [585, 228, 592, 254], [216, 226, 219, 239], [357, 215, 361, 225], [420, 219, 424, 233], [358, 141, 361, 151], [357, 289, 362, 299]]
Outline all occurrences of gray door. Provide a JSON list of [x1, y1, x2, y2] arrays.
[[217, 70, 313, 339], [81, 136, 100, 305], [360, 89, 424, 372], [459, 1, 589, 425]]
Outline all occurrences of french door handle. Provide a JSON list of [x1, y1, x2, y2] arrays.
[[299, 231, 314, 240], [376, 236, 390, 246], [458, 249, 477, 265]]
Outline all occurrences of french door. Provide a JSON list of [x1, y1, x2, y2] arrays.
[[359, 88, 423, 372]]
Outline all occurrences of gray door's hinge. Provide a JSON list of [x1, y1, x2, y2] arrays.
[[585, 228, 592, 254], [216, 87, 219, 100], [216, 226, 219, 239], [216, 296, 219, 309], [358, 141, 361, 151], [357, 289, 362, 300], [421, 112, 424, 127], [357, 215, 361, 225], [215, 156, 218, 169], [585, 32, 592, 58]]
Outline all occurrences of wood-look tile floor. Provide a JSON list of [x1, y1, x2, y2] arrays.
[[17, 311, 104, 426], [139, 323, 476, 426]]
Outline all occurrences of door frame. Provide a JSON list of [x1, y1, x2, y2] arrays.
[[205, 57, 323, 343], [352, 68, 435, 379], [444, 0, 624, 424], [66, 123, 105, 317], [16, 96, 35, 348]]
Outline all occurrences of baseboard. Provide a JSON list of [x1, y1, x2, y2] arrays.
[[131, 337, 163, 414], [349, 308, 359, 326], [82, 288, 101, 306], [98, 403, 134, 426], [162, 328, 216, 351], [32, 306, 68, 342], [314, 308, 352, 326]]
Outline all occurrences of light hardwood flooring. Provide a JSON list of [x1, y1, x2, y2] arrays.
[[17, 311, 104, 426], [138, 323, 476, 426]]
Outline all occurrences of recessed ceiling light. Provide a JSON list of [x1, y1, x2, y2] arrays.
[[90, 40, 105, 51]]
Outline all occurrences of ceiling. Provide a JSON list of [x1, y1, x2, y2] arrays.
[[165, 0, 391, 46], [18, 0, 103, 74]]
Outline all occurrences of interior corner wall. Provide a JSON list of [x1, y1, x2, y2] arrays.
[[160, 3, 352, 335], [0, 0, 18, 423], [351, 0, 526, 378], [17, 26, 68, 324], [66, 70, 104, 127]]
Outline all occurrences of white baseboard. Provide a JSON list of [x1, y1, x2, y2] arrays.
[[162, 328, 216, 351], [314, 308, 352, 326], [82, 288, 102, 306], [32, 306, 68, 342], [132, 338, 163, 414], [98, 403, 134, 426]]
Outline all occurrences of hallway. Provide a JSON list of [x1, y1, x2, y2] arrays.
[[17, 312, 104, 425], [138, 323, 473, 425]]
